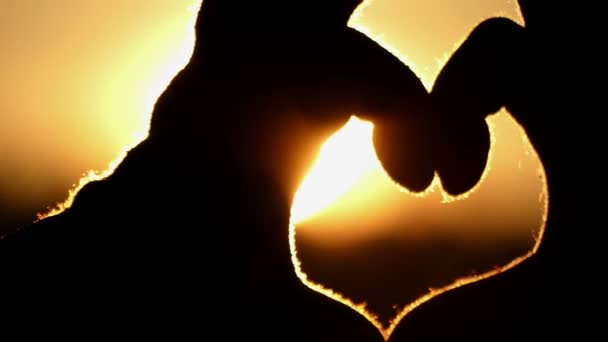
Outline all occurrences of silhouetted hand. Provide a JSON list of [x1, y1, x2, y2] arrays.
[[374, 3, 554, 198], [426, 16, 531, 197], [388, 1, 588, 339], [376, 16, 532, 197]]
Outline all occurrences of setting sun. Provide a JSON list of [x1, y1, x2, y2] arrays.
[[1, 1, 547, 341], [287, 0, 547, 339], [289, 110, 547, 339], [291, 117, 380, 223]]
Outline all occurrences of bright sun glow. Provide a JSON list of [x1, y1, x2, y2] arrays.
[[35, 3, 200, 221], [291, 117, 380, 223], [286, 2, 546, 340], [289, 114, 548, 340]]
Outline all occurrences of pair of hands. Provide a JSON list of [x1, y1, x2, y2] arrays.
[[373, 17, 530, 197]]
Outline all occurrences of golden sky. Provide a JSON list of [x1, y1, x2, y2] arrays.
[[0, 1, 199, 226], [0, 0, 540, 241]]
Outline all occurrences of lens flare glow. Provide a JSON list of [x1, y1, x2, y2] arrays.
[[286, 2, 546, 340], [291, 117, 381, 223], [289, 114, 548, 340]]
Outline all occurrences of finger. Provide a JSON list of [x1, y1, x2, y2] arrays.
[[373, 116, 435, 193], [432, 17, 526, 122], [435, 119, 491, 196]]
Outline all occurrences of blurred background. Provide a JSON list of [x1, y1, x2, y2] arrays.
[[0, 0, 542, 256], [1, 0, 200, 231]]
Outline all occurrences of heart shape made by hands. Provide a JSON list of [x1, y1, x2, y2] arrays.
[[290, 112, 547, 340]]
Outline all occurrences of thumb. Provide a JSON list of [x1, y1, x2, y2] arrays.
[[372, 115, 436, 193], [434, 118, 491, 196]]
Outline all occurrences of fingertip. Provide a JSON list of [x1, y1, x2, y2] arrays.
[[372, 120, 436, 193], [436, 121, 491, 196]]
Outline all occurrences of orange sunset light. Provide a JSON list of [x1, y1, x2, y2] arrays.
[[289, 114, 547, 339], [288, 0, 547, 340], [1, 1, 547, 340]]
